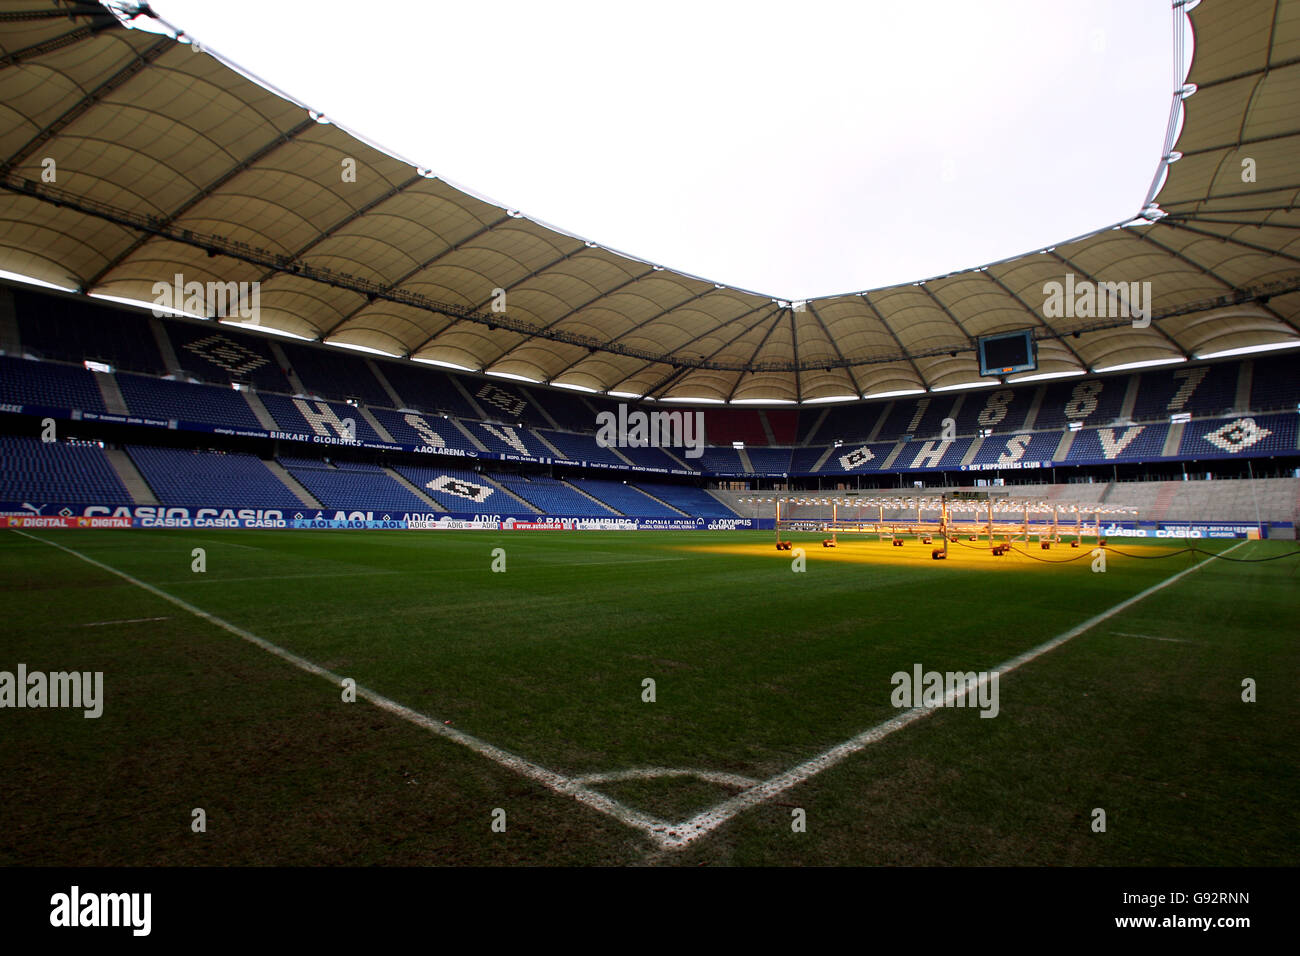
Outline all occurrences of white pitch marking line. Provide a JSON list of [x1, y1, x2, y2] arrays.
[[12, 531, 1250, 852], [81, 616, 171, 627], [573, 768, 761, 790], [655, 539, 1250, 850], [1113, 631, 1195, 644], [13, 530, 679, 847], [156, 570, 400, 585]]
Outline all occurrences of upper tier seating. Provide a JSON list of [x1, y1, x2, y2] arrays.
[[0, 355, 106, 413], [744, 447, 794, 474], [167, 323, 288, 392], [280, 343, 391, 407], [1179, 412, 1296, 459], [535, 428, 630, 466], [1249, 354, 1300, 413], [372, 361, 481, 419], [367, 408, 482, 455], [117, 373, 262, 429], [15, 290, 161, 372], [521, 386, 595, 432], [1033, 376, 1129, 430], [1130, 362, 1239, 421], [258, 393, 382, 442]]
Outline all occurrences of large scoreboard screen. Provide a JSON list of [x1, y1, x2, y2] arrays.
[[977, 329, 1037, 377]]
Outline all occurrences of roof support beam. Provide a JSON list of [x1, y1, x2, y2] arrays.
[[1132, 226, 1300, 333], [1, 35, 172, 173], [85, 117, 318, 291], [1158, 218, 1300, 265], [861, 293, 930, 390], [806, 301, 863, 396], [642, 305, 780, 398], [624, 301, 776, 393], [727, 310, 787, 402], [329, 214, 513, 342], [918, 284, 978, 349], [543, 281, 712, 381], [0, 19, 119, 69], [1046, 248, 1189, 358], [980, 268, 1090, 369]]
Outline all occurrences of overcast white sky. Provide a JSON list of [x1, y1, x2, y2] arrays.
[[135, 0, 1186, 301]]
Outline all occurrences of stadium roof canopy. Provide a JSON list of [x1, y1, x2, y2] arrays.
[[0, 0, 1298, 403]]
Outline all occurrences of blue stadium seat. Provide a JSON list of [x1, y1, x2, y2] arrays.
[[570, 478, 682, 517], [0, 356, 107, 413], [631, 483, 737, 517], [126, 445, 302, 508], [391, 465, 534, 513], [285, 466, 429, 512], [0, 436, 129, 504], [117, 373, 262, 429]]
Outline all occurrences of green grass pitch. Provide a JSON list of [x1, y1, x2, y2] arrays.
[[0, 527, 1295, 866]]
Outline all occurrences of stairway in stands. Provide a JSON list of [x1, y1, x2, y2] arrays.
[[1147, 481, 1179, 523]]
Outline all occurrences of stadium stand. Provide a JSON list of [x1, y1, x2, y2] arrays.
[[279, 343, 391, 406], [258, 393, 383, 442], [744, 447, 794, 474], [702, 409, 769, 446], [789, 444, 833, 473], [468, 381, 545, 428], [126, 445, 303, 509], [391, 465, 534, 514], [968, 430, 1062, 466], [1063, 423, 1170, 463], [0, 356, 107, 414], [1179, 412, 1296, 459], [950, 387, 1035, 436], [464, 421, 538, 457], [1033, 376, 1129, 430], [116, 372, 263, 429], [373, 361, 483, 419], [1248, 354, 1300, 413], [612, 444, 693, 471], [808, 401, 886, 445], [873, 395, 958, 442], [521, 386, 594, 432], [492, 475, 617, 516], [570, 478, 683, 517], [765, 409, 800, 445], [1130, 362, 1239, 421], [535, 429, 630, 466], [695, 446, 748, 475], [13, 290, 161, 373], [284, 463, 430, 512], [367, 408, 482, 454], [813, 441, 898, 475], [633, 483, 740, 517], [0, 436, 129, 504], [166, 323, 289, 392]]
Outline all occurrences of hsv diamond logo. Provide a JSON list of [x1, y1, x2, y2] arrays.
[[1203, 417, 1272, 454], [425, 475, 493, 503], [182, 333, 270, 377], [838, 445, 876, 471], [476, 384, 527, 417]]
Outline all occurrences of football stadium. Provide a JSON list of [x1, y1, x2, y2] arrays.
[[0, 0, 1297, 893]]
